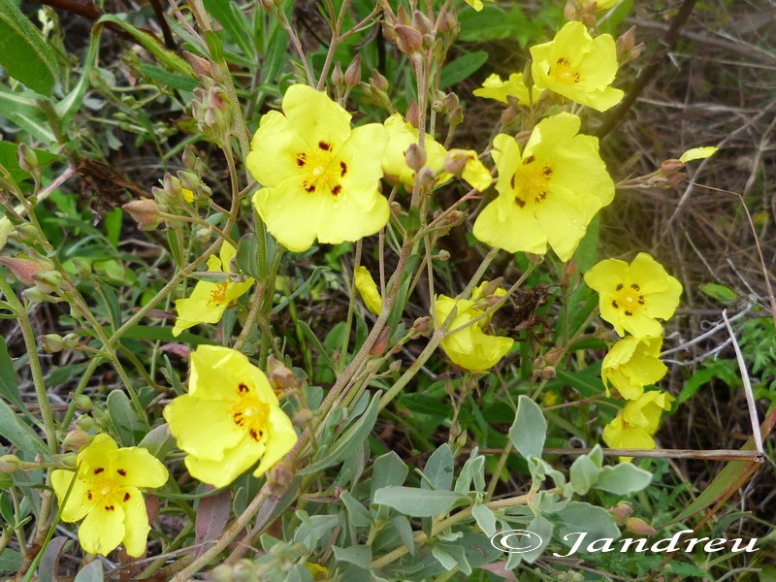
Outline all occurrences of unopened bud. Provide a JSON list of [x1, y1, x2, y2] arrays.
[[195, 226, 213, 243], [412, 10, 433, 35], [40, 334, 64, 353], [17, 143, 39, 175], [405, 100, 420, 128], [415, 166, 436, 189], [123, 199, 162, 230], [69, 257, 92, 278], [437, 10, 458, 36], [443, 152, 469, 175], [72, 394, 93, 412], [266, 459, 294, 494], [293, 408, 314, 428], [63, 429, 91, 451], [231, 560, 257, 582], [370, 69, 389, 92], [540, 366, 556, 381], [660, 159, 685, 178], [448, 105, 463, 127], [267, 356, 298, 392], [500, 106, 517, 126], [544, 347, 564, 367], [344, 55, 362, 87], [369, 327, 391, 356], [405, 143, 427, 171], [610, 501, 633, 523], [395, 24, 423, 55], [192, 85, 233, 144], [60, 452, 78, 469], [412, 316, 432, 336], [0, 454, 22, 473], [381, 20, 397, 42], [434, 249, 450, 261], [0, 257, 44, 286], [331, 61, 345, 89], [624, 517, 657, 536]]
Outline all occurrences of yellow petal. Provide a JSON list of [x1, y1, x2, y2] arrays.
[[247, 111, 311, 188], [679, 146, 718, 164], [253, 406, 299, 478], [354, 266, 383, 315], [164, 396, 245, 460], [112, 446, 169, 489], [602, 336, 667, 400], [183, 436, 264, 488], [78, 500, 126, 556], [282, 84, 352, 147], [120, 486, 151, 557], [51, 469, 91, 523]]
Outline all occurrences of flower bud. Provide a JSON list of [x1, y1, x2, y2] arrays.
[[437, 10, 458, 36], [415, 166, 436, 190], [267, 356, 298, 392], [0, 454, 22, 473], [381, 19, 397, 42], [231, 560, 258, 582], [405, 143, 427, 171], [405, 100, 420, 128], [266, 459, 294, 495], [63, 429, 92, 451], [72, 394, 93, 412], [331, 61, 345, 90], [293, 408, 314, 428], [433, 249, 450, 261], [395, 24, 423, 55], [544, 347, 564, 367], [195, 226, 213, 243], [624, 517, 657, 536], [540, 366, 556, 381], [344, 55, 362, 87], [412, 10, 433, 36], [0, 257, 44, 286], [40, 334, 64, 353], [609, 501, 633, 523], [660, 159, 685, 178], [192, 85, 233, 145], [60, 452, 78, 469], [123, 199, 162, 231], [17, 143, 39, 176], [369, 327, 391, 356], [75, 415, 97, 431], [370, 68, 389, 92]]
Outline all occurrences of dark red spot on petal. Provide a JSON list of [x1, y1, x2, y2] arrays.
[[87, 490, 93, 500], [557, 57, 570, 65], [117, 469, 126, 476], [638, 297, 645, 305], [94, 467, 104, 475], [104, 505, 115, 511], [616, 284, 624, 291], [523, 155, 535, 165], [238, 383, 249, 394], [510, 173, 516, 190], [296, 153, 307, 166], [514, 196, 526, 208], [304, 183, 316, 193], [123, 492, 131, 502], [340, 161, 347, 177], [624, 310, 633, 316], [543, 166, 553, 176], [630, 283, 640, 291], [331, 185, 342, 196], [612, 300, 619, 308], [318, 141, 332, 151]]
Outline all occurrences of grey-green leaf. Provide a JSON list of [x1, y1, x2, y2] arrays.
[[340, 490, 373, 528], [421, 443, 454, 491], [332, 544, 372, 569], [554, 501, 621, 544], [569, 455, 601, 495], [0, 398, 49, 457], [373, 486, 466, 518], [106, 390, 146, 446], [471, 502, 496, 537], [509, 395, 547, 459], [370, 451, 409, 501], [594, 463, 653, 495], [0, 0, 59, 95]]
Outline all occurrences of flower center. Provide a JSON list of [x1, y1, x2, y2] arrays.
[[549, 57, 581, 85], [295, 140, 349, 197], [231, 382, 270, 443], [511, 155, 554, 208], [611, 283, 645, 317], [84, 466, 132, 511], [208, 282, 229, 306]]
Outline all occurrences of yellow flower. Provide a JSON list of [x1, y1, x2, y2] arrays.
[[584, 252, 682, 338], [181, 187, 195, 203], [354, 266, 382, 315], [472, 113, 614, 261], [248, 85, 389, 252], [382, 113, 492, 191], [679, 146, 718, 164], [530, 21, 624, 112], [163, 345, 298, 488], [603, 390, 674, 460], [434, 282, 514, 373], [464, 0, 494, 10], [473, 73, 543, 106], [602, 336, 667, 400], [172, 242, 254, 337], [593, 0, 620, 8], [51, 434, 168, 557]]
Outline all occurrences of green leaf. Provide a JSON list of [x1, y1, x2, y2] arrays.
[[554, 501, 620, 544], [137, 64, 199, 92], [593, 463, 652, 495], [202, 0, 255, 59], [458, 6, 515, 42], [0, 0, 59, 95], [0, 337, 23, 410], [0, 548, 23, 574], [370, 451, 409, 501], [0, 141, 59, 184], [0, 398, 50, 457], [569, 455, 600, 495], [440, 51, 488, 89], [454, 452, 485, 494], [698, 282, 738, 304], [106, 390, 146, 446], [421, 443, 454, 491], [332, 545, 372, 569], [297, 392, 380, 475], [340, 490, 373, 528], [0, 86, 57, 143], [391, 515, 415, 556], [373, 486, 467, 518], [471, 502, 496, 537], [509, 395, 547, 459], [73, 559, 103, 582]]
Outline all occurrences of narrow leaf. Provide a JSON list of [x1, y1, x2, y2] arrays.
[[0, 0, 58, 95], [373, 486, 466, 517]]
